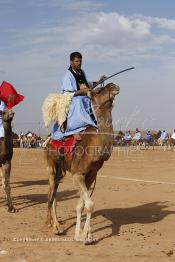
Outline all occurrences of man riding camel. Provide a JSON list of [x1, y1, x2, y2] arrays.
[[132, 128, 142, 141], [123, 130, 132, 141], [145, 130, 153, 142], [159, 130, 169, 141], [52, 52, 106, 140]]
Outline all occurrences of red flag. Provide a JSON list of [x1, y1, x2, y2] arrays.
[[0, 81, 24, 109]]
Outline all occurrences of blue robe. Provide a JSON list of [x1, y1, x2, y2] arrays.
[[51, 70, 97, 141], [160, 132, 169, 140], [145, 133, 153, 142], [0, 100, 6, 138]]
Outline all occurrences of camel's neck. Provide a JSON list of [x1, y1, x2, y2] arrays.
[[3, 121, 13, 151], [3, 121, 12, 136], [89, 107, 114, 162], [96, 109, 113, 134]]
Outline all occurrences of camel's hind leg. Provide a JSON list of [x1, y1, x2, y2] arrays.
[[73, 174, 94, 244], [3, 161, 16, 212], [0, 165, 5, 189], [46, 166, 63, 234]]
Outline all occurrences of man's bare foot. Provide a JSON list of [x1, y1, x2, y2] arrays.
[[60, 125, 65, 133]]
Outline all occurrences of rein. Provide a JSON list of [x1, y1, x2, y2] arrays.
[[90, 178, 96, 197]]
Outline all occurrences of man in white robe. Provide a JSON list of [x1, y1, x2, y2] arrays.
[[132, 128, 142, 141]]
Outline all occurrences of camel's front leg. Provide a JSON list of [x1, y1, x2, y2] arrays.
[[3, 161, 16, 212], [74, 194, 84, 241], [82, 196, 94, 243], [73, 174, 94, 244]]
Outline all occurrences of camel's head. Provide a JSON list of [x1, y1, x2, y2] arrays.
[[92, 83, 120, 110], [1, 109, 15, 122]]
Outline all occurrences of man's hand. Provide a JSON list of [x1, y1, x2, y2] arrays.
[[87, 89, 92, 98], [92, 75, 108, 88], [99, 75, 107, 83], [74, 88, 92, 98], [80, 83, 88, 90]]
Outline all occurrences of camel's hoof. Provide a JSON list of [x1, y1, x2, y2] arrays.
[[53, 223, 64, 235], [8, 206, 18, 213], [53, 228, 64, 235], [74, 233, 97, 245], [46, 222, 52, 228], [45, 219, 52, 227], [84, 234, 97, 245], [74, 235, 81, 242], [84, 238, 97, 245]]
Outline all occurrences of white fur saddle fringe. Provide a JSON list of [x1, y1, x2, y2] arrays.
[[42, 93, 72, 128]]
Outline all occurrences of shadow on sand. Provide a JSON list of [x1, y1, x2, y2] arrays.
[[63, 201, 175, 243], [11, 179, 48, 188], [0, 189, 78, 211]]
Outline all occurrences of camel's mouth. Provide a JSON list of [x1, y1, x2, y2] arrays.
[[111, 87, 120, 95], [110, 85, 120, 99], [2, 109, 15, 122]]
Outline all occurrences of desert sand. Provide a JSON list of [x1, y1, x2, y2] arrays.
[[1, 147, 175, 261]]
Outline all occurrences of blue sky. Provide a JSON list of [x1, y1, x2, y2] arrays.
[[1, 0, 175, 134]]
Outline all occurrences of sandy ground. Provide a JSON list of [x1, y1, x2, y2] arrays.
[[1, 147, 175, 261]]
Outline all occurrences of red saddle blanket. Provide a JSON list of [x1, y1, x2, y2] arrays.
[[49, 136, 76, 159], [49, 127, 97, 159]]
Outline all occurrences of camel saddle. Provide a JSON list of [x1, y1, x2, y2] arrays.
[[49, 126, 97, 160]]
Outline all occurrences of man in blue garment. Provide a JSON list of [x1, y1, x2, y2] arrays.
[[0, 100, 6, 138], [145, 130, 153, 142], [123, 130, 132, 141], [159, 130, 169, 141], [52, 52, 106, 140], [62, 52, 94, 93]]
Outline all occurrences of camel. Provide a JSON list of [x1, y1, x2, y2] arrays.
[[27, 135, 37, 148], [153, 130, 162, 143], [114, 131, 124, 146], [143, 131, 164, 150], [12, 132, 20, 148], [143, 137, 154, 150], [168, 138, 175, 152], [43, 83, 120, 244], [131, 138, 143, 151], [0, 109, 16, 212], [19, 134, 36, 148], [158, 138, 169, 151]]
